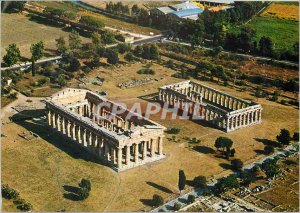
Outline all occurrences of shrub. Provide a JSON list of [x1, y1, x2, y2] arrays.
[[2, 184, 19, 199], [137, 68, 155, 75], [124, 52, 135, 62], [13, 199, 32, 211], [193, 176, 206, 188], [82, 66, 92, 74], [231, 159, 243, 171], [293, 132, 299, 141], [187, 195, 195, 204], [264, 145, 275, 154], [152, 194, 164, 207], [166, 127, 180, 134], [79, 178, 91, 192], [77, 187, 89, 200], [173, 202, 181, 211]]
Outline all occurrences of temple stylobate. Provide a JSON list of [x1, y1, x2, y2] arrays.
[[158, 80, 262, 132], [45, 88, 166, 172]]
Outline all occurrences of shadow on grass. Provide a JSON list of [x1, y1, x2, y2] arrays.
[[192, 146, 215, 154], [255, 138, 280, 147], [284, 159, 297, 165], [13, 112, 107, 167], [146, 182, 173, 194], [139, 198, 153, 207], [219, 163, 231, 170], [254, 149, 265, 155]]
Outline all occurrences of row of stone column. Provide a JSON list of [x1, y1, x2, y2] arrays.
[[226, 108, 262, 131], [47, 109, 164, 170], [190, 83, 249, 110]]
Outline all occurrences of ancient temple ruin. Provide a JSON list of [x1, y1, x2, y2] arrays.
[[158, 80, 262, 132], [46, 88, 165, 172]]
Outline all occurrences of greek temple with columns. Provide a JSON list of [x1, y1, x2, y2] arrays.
[[158, 80, 262, 132], [46, 88, 166, 172]]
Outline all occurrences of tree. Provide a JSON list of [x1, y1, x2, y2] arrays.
[[13, 199, 32, 211], [124, 52, 134, 62], [293, 132, 299, 141], [56, 37, 68, 55], [3, 43, 21, 66], [178, 170, 186, 192], [173, 202, 181, 211], [239, 171, 255, 186], [101, 31, 115, 44], [134, 45, 144, 57], [2, 184, 19, 199], [67, 57, 81, 72], [214, 137, 233, 152], [105, 49, 119, 65], [215, 175, 239, 193], [30, 41, 44, 76], [149, 44, 159, 60], [193, 176, 207, 188], [91, 32, 102, 46], [79, 179, 91, 192], [259, 36, 273, 57], [3, 1, 26, 12], [57, 74, 65, 87], [117, 43, 131, 54], [276, 128, 291, 146], [261, 159, 280, 178], [77, 187, 89, 200], [152, 194, 164, 206], [230, 148, 236, 157], [231, 159, 243, 171], [264, 145, 275, 154], [187, 195, 195, 204], [69, 30, 81, 50]]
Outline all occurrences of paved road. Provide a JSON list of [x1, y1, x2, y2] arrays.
[[151, 144, 298, 212], [1, 56, 62, 71]]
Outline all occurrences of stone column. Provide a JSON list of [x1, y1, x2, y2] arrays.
[[104, 143, 110, 161], [72, 123, 76, 140], [52, 113, 56, 128], [117, 148, 122, 169], [56, 114, 61, 131], [151, 139, 156, 157], [142, 141, 147, 160], [134, 143, 139, 163], [47, 110, 52, 126], [158, 137, 163, 155], [126, 145, 130, 165], [61, 117, 65, 134], [82, 129, 87, 146], [67, 120, 71, 137], [111, 148, 116, 164], [76, 125, 81, 143]]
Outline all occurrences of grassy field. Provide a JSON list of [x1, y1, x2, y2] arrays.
[[2, 58, 298, 211], [1, 13, 89, 59], [35, 1, 160, 35], [247, 16, 299, 51], [261, 2, 299, 21]]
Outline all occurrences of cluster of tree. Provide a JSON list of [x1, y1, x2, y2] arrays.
[[215, 175, 239, 194], [106, 1, 130, 15], [166, 127, 181, 134], [77, 178, 91, 200], [133, 44, 159, 60], [1, 1, 26, 12], [137, 68, 155, 75], [79, 15, 104, 28], [193, 61, 226, 82], [261, 158, 281, 178], [3, 43, 21, 67], [44, 7, 78, 21], [214, 137, 235, 159], [276, 128, 292, 146], [2, 184, 32, 211]]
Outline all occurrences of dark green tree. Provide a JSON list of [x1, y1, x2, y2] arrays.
[[215, 175, 239, 193], [77, 187, 89, 200], [214, 137, 233, 152], [106, 49, 119, 64], [30, 41, 44, 76], [231, 159, 243, 171], [124, 52, 135, 62], [264, 145, 274, 154], [3, 43, 21, 66], [56, 37, 68, 55], [276, 128, 291, 146], [193, 176, 207, 188], [178, 170, 186, 192], [69, 30, 81, 50], [79, 178, 91, 192], [259, 36, 273, 57], [152, 194, 164, 206]]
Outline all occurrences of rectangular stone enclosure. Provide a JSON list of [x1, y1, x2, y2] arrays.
[[46, 88, 166, 172], [158, 80, 262, 132]]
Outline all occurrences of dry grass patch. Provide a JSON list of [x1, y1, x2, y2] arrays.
[[261, 2, 299, 21]]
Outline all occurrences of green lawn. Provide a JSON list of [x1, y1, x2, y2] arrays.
[[248, 17, 299, 51]]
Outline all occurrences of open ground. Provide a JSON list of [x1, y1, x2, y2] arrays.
[[2, 57, 298, 211]]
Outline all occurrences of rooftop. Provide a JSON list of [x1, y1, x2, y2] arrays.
[[171, 8, 204, 18]]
